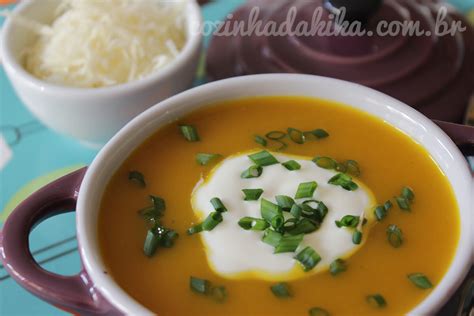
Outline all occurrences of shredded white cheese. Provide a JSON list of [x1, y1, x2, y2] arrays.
[[10, 0, 188, 88]]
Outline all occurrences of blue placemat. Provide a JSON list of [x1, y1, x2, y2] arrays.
[[0, 1, 472, 315]]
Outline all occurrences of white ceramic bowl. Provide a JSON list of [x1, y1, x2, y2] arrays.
[[0, 0, 203, 147], [1, 74, 472, 315]]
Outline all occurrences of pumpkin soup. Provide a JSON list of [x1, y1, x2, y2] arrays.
[[98, 96, 459, 315]]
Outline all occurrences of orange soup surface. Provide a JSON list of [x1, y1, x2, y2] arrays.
[[99, 97, 459, 315]]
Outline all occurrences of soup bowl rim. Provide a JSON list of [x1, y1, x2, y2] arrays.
[[77, 74, 473, 315]]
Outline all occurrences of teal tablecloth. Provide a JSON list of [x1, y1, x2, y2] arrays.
[[0, 1, 472, 315]]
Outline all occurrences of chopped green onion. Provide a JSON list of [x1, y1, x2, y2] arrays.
[[345, 160, 361, 177], [295, 181, 318, 199], [266, 131, 286, 140], [302, 200, 328, 221], [282, 160, 301, 171], [307, 129, 329, 139], [143, 229, 161, 257], [329, 259, 347, 276], [274, 234, 304, 253], [138, 195, 166, 222], [187, 224, 203, 235], [407, 273, 433, 289], [308, 307, 330, 316], [288, 127, 305, 144], [238, 217, 270, 231], [270, 282, 291, 298], [179, 125, 200, 142], [374, 205, 387, 221], [328, 173, 358, 191], [211, 286, 227, 303], [313, 156, 337, 170], [242, 189, 264, 201], [254, 135, 267, 147], [275, 195, 295, 211], [262, 229, 282, 247], [241, 165, 263, 179], [366, 294, 387, 308], [210, 197, 227, 213], [290, 204, 303, 219], [395, 197, 411, 211], [294, 246, 321, 271], [248, 150, 279, 167], [196, 153, 221, 166], [202, 212, 223, 231], [401, 186, 415, 201], [384, 200, 393, 211], [335, 162, 347, 173], [352, 229, 362, 245], [128, 171, 146, 187], [386, 224, 403, 248], [335, 215, 359, 228], [160, 229, 179, 248], [261, 199, 283, 223], [287, 218, 318, 235], [271, 214, 285, 231], [190, 276, 210, 294]]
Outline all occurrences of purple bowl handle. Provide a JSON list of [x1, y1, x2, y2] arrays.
[[0, 168, 115, 315]]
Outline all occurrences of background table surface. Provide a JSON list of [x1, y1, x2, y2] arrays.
[[0, 1, 472, 315]]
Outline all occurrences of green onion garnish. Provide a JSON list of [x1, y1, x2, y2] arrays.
[[287, 218, 318, 235], [187, 224, 203, 235], [266, 131, 288, 151], [248, 150, 279, 167], [401, 186, 415, 201], [352, 229, 362, 245], [270, 282, 291, 298], [210, 197, 227, 213], [386, 224, 403, 248], [335, 215, 359, 228], [271, 215, 285, 231], [329, 258, 347, 276], [211, 286, 227, 303], [328, 173, 358, 191], [288, 127, 305, 144], [143, 229, 161, 257], [238, 217, 270, 231], [254, 135, 267, 147], [407, 273, 433, 289], [242, 188, 264, 201], [262, 229, 282, 247], [366, 294, 387, 308], [345, 160, 360, 177], [128, 171, 146, 187], [282, 160, 301, 171], [274, 234, 304, 253], [396, 196, 411, 211], [190, 276, 210, 294], [179, 125, 200, 142], [313, 156, 337, 170], [290, 204, 303, 219], [275, 195, 295, 211], [241, 165, 263, 179], [196, 153, 221, 166], [138, 195, 166, 223], [261, 199, 283, 223], [308, 307, 330, 316], [201, 212, 223, 231], [160, 229, 179, 248], [307, 129, 329, 139], [295, 181, 318, 199], [294, 246, 321, 271], [374, 205, 387, 221], [384, 200, 393, 211]]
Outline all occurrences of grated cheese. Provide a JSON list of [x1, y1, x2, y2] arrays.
[[9, 0, 188, 88]]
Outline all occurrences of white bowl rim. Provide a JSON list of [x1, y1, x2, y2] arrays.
[[0, 0, 203, 98], [77, 74, 473, 315]]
